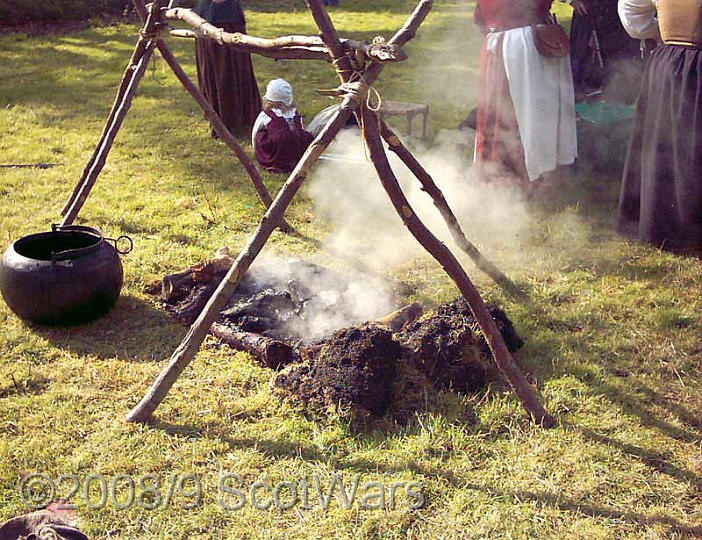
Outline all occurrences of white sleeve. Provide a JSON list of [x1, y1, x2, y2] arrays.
[[251, 111, 270, 149], [618, 0, 660, 40]]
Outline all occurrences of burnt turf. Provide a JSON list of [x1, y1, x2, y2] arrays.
[[274, 299, 525, 421], [155, 262, 525, 420], [162, 259, 384, 345], [274, 325, 402, 418]]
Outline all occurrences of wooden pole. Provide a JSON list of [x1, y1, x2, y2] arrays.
[[126, 0, 434, 424], [60, 2, 164, 225], [307, 0, 552, 425], [128, 0, 293, 234], [361, 105, 555, 427], [126, 99, 358, 423], [379, 121, 524, 298], [165, 8, 332, 61]]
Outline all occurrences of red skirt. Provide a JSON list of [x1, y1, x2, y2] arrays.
[[475, 36, 529, 183]]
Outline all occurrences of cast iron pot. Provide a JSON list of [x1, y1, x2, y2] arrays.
[[0, 225, 132, 325]]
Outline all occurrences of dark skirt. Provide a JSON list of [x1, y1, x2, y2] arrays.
[[195, 22, 262, 137], [618, 44, 702, 251]]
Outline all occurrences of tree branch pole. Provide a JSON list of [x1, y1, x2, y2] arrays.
[[60, 2, 164, 225], [306, 0, 354, 81], [166, 8, 331, 61], [126, 98, 359, 423], [305, 0, 550, 426], [360, 106, 555, 427], [379, 121, 524, 298], [126, 0, 433, 424], [60, 50, 139, 215], [165, 8, 407, 64], [127, 0, 293, 234]]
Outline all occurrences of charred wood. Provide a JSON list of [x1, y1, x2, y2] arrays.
[[210, 324, 295, 369]]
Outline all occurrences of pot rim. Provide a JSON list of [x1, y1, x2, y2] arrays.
[[12, 225, 105, 262]]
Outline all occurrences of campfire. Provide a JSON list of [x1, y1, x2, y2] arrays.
[[153, 252, 525, 421], [51, 0, 552, 425]]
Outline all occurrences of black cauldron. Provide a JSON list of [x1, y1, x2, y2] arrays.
[[0, 225, 132, 325]]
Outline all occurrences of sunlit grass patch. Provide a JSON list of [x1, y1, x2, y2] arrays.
[[1, 1, 701, 538]]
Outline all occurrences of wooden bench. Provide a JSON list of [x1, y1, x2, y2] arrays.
[[379, 100, 429, 140]]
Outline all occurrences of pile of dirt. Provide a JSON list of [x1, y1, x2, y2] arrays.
[[272, 299, 525, 422], [273, 324, 401, 418], [398, 298, 523, 393], [151, 257, 526, 423]]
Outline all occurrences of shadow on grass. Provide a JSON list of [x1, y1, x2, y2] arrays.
[[150, 418, 702, 537], [151, 419, 330, 462], [458, 481, 702, 538], [578, 426, 702, 493], [29, 294, 184, 362], [571, 365, 702, 443]]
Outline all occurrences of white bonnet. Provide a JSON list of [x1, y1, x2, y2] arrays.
[[265, 78, 294, 106]]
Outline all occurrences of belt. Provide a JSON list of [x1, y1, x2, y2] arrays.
[[488, 19, 543, 33], [664, 39, 702, 49]]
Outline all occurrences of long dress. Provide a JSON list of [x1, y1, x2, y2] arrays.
[[474, 0, 578, 183], [194, 0, 261, 137], [617, 0, 702, 250]]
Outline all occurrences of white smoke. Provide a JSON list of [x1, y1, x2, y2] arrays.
[[303, 125, 594, 289], [234, 255, 396, 342]]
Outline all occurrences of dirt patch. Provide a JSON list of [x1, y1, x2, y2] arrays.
[[273, 298, 525, 423], [152, 257, 525, 424], [273, 324, 401, 418]]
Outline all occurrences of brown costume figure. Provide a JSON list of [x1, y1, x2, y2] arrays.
[[251, 79, 314, 174], [194, 0, 261, 136], [617, 0, 702, 251]]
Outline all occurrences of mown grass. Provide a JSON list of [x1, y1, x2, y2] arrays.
[[1, 1, 701, 538]]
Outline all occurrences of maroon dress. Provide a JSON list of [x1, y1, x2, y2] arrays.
[[474, 0, 552, 183], [195, 4, 261, 137], [254, 111, 314, 174]]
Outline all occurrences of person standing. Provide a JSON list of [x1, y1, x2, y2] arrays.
[[473, 0, 578, 185], [617, 0, 702, 251], [569, 0, 648, 101], [194, 0, 261, 137]]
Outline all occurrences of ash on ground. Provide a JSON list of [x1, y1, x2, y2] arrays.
[[155, 255, 526, 424], [272, 298, 523, 423], [163, 256, 396, 345]]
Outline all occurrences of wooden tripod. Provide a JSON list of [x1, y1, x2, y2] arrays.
[[123, 0, 555, 428], [60, 0, 294, 233]]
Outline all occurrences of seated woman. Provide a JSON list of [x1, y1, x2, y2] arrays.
[[252, 79, 314, 174]]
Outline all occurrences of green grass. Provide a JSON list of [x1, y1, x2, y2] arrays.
[[1, 1, 701, 538]]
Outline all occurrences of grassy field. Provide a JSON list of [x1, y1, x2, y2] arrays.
[[1, 0, 701, 538]]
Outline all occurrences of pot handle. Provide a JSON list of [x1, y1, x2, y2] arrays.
[[51, 223, 104, 238], [49, 224, 105, 262], [105, 235, 134, 255]]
